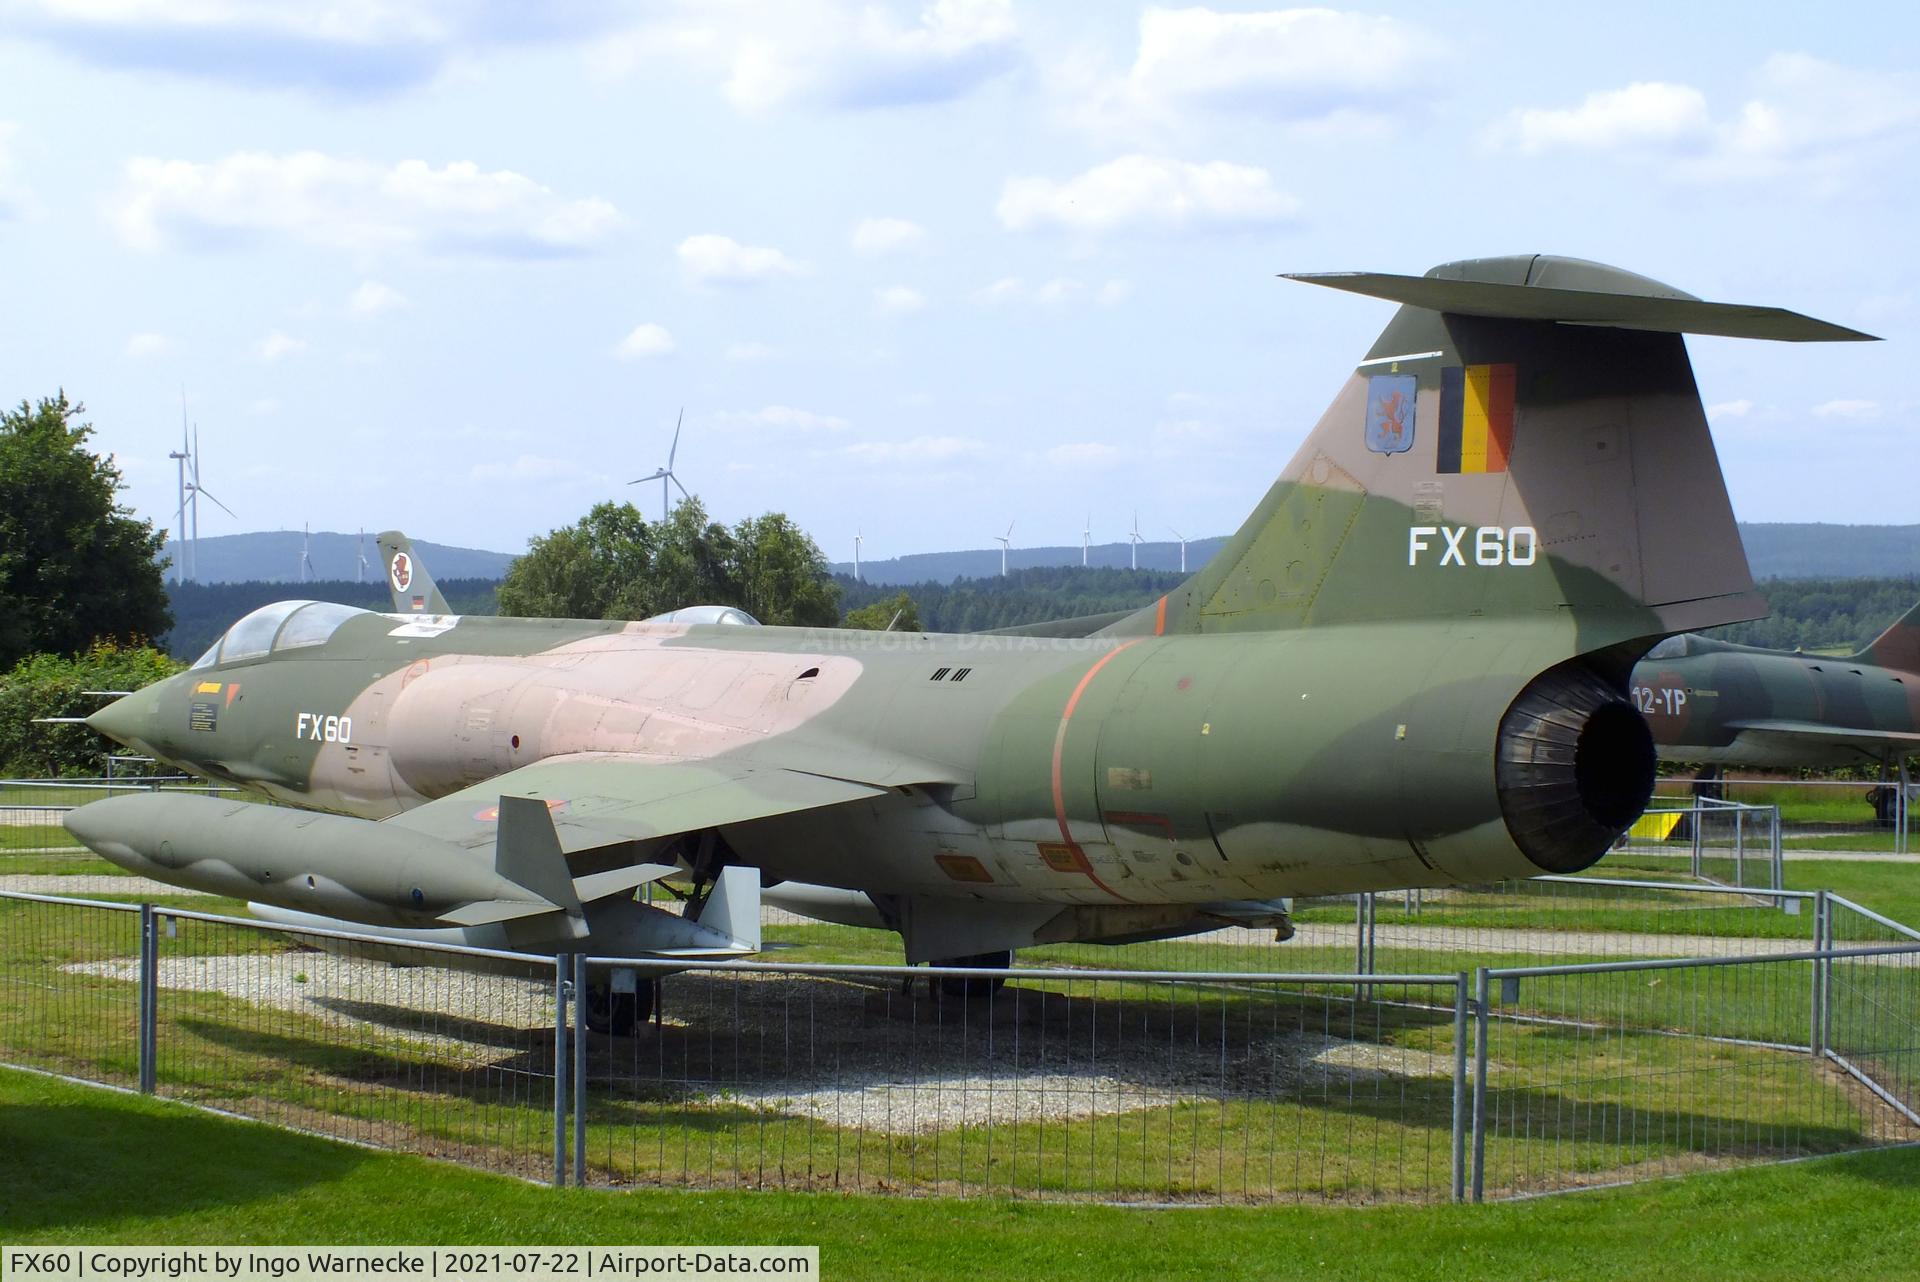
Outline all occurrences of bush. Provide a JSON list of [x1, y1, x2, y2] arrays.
[[0, 641, 182, 776]]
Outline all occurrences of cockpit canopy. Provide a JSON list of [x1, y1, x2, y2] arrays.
[[642, 605, 761, 626], [191, 600, 371, 669]]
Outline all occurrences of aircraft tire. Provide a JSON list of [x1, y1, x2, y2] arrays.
[[934, 950, 1013, 999], [584, 978, 657, 1036]]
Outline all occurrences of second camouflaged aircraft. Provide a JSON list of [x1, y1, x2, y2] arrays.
[[69, 254, 1876, 1029]]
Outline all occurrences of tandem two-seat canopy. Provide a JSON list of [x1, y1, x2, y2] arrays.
[[190, 599, 370, 669]]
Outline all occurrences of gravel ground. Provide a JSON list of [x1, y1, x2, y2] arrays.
[[0, 874, 211, 898], [63, 950, 1453, 1133]]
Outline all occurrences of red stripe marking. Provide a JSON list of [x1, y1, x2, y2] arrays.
[[1049, 640, 1143, 901], [1154, 596, 1167, 636]]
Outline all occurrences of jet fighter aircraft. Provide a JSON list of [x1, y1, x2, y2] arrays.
[[68, 254, 1876, 1031], [1631, 600, 1920, 771]]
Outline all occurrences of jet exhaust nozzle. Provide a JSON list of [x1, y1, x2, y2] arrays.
[[1495, 659, 1656, 874]]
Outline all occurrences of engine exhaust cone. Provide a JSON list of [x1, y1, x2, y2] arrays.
[[1497, 660, 1656, 874]]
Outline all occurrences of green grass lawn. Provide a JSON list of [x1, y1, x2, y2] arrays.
[[3, 1068, 1917, 1281]]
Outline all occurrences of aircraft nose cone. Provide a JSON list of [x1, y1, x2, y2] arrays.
[[86, 688, 158, 748]]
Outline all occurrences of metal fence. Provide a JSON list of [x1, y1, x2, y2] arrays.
[[1654, 775, 1914, 857], [1614, 798, 1785, 888], [0, 776, 232, 853], [4, 885, 1917, 1204]]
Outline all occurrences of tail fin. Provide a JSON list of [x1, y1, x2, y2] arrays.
[[1858, 597, 1920, 673], [1115, 255, 1873, 656], [375, 529, 451, 614]]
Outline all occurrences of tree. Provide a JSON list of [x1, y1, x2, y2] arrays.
[[0, 393, 171, 669], [843, 591, 922, 632], [0, 640, 183, 776], [497, 498, 840, 626]]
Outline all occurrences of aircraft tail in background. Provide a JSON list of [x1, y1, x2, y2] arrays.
[[375, 529, 452, 614]]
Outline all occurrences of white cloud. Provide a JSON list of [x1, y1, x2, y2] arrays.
[[1706, 399, 1755, 420], [9, 2, 615, 94], [1129, 7, 1433, 112], [676, 232, 806, 284], [1054, 8, 1437, 143], [614, 323, 677, 360], [851, 216, 927, 255], [1812, 398, 1881, 420], [844, 434, 985, 464], [253, 330, 307, 362], [997, 154, 1300, 234], [971, 276, 1133, 306], [725, 341, 781, 362], [1495, 82, 1714, 155], [349, 280, 409, 316], [246, 397, 280, 416], [595, 0, 1018, 113], [111, 151, 621, 256], [719, 405, 850, 433], [874, 285, 926, 316], [1490, 56, 1920, 182], [124, 332, 170, 358], [1045, 441, 1126, 469]]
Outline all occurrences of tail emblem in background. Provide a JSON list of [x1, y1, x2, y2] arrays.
[[1364, 374, 1416, 454], [390, 552, 413, 592]]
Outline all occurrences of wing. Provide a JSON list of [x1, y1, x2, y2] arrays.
[[1725, 719, 1920, 757], [382, 751, 900, 855]]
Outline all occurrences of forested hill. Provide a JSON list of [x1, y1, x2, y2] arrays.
[[838, 568, 1187, 633], [1707, 578, 1920, 654], [158, 571, 1920, 662], [160, 579, 501, 660], [1737, 526, 1920, 580], [838, 523, 1920, 585], [839, 571, 1920, 652]]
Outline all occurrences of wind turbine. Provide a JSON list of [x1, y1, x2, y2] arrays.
[[1169, 526, 1188, 573], [627, 408, 689, 523], [1128, 511, 1144, 571], [167, 425, 190, 585], [995, 521, 1014, 577], [299, 523, 314, 583], [168, 397, 235, 584], [1082, 514, 1090, 568], [854, 528, 863, 583], [356, 529, 372, 582]]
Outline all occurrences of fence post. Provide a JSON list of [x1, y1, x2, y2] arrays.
[[137, 904, 157, 1094], [1889, 759, 1904, 859], [1471, 967, 1490, 1202], [1733, 807, 1745, 887], [1771, 806, 1784, 892], [1451, 972, 1468, 1202], [571, 952, 587, 1188], [1354, 894, 1375, 1001], [553, 957, 569, 1187], [1811, 891, 1828, 1058], [1690, 800, 1703, 879]]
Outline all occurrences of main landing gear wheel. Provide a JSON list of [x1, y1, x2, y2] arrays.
[[933, 950, 1012, 999], [584, 978, 656, 1036]]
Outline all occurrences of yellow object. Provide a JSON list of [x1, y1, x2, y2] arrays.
[[1629, 810, 1683, 840]]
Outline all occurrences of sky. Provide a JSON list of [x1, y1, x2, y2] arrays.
[[1, 1, 1916, 567]]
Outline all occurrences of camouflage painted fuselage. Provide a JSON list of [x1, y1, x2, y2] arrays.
[[81, 254, 1873, 961], [1630, 633, 1920, 768], [107, 604, 1587, 915]]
